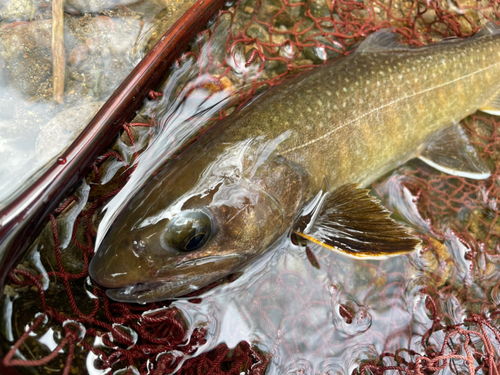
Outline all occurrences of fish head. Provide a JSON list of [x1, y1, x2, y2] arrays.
[[89, 138, 304, 303]]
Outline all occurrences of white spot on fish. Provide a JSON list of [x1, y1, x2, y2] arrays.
[[111, 273, 127, 277]]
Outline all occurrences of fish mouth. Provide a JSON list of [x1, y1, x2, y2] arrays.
[[105, 277, 205, 303]]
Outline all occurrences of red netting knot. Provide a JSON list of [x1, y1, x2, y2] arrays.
[[148, 90, 163, 100]]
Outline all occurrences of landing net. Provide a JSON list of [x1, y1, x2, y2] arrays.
[[2, 0, 500, 374]]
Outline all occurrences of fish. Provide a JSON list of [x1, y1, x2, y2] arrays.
[[89, 23, 500, 303]]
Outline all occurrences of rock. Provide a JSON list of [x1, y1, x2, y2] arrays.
[[134, 1, 195, 56], [0, 19, 53, 97], [274, 7, 296, 26], [66, 0, 140, 14], [0, 15, 143, 101], [0, 0, 36, 21], [309, 0, 330, 18], [35, 101, 103, 165], [303, 34, 342, 63], [246, 23, 270, 43], [257, 4, 280, 23]]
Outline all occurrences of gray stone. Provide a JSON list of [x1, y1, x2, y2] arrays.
[[66, 0, 140, 13], [35, 101, 103, 164]]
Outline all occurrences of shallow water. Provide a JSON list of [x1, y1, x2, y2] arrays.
[[0, 0, 195, 207]]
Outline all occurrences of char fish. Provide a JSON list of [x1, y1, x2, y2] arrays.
[[89, 24, 500, 302]]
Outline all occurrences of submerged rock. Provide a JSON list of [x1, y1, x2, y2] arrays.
[[0, 0, 36, 21], [35, 101, 103, 165], [66, 0, 140, 13], [0, 15, 142, 101]]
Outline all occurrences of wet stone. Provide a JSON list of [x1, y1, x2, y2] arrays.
[[264, 58, 288, 76], [66, 0, 140, 13], [303, 35, 343, 63], [0, 14, 142, 101], [246, 23, 270, 43], [274, 7, 297, 27], [309, 0, 330, 18], [137, 1, 196, 55], [0, 0, 36, 21], [257, 4, 280, 23], [0, 19, 52, 98], [262, 0, 283, 9], [35, 101, 103, 165]]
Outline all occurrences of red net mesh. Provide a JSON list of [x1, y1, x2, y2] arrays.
[[2, 0, 500, 374]]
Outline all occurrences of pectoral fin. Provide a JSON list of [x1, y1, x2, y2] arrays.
[[418, 124, 490, 180], [480, 90, 500, 116], [294, 184, 420, 259]]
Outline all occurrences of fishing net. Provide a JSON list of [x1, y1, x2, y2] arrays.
[[2, 0, 500, 374]]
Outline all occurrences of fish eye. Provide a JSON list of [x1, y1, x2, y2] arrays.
[[164, 211, 212, 252]]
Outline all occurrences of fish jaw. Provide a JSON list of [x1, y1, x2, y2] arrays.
[[89, 226, 252, 300], [103, 254, 246, 303], [105, 281, 206, 303]]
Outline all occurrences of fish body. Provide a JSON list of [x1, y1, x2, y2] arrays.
[[90, 25, 500, 302]]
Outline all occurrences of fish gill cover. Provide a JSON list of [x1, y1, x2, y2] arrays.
[[1, 0, 500, 374]]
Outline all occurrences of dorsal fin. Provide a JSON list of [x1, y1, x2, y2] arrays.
[[357, 22, 500, 56], [474, 21, 500, 38], [356, 29, 410, 54]]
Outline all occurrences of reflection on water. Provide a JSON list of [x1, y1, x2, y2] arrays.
[[0, 0, 196, 207], [168, 240, 419, 374]]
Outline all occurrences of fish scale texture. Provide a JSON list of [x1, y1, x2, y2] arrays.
[[2, 0, 500, 374]]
